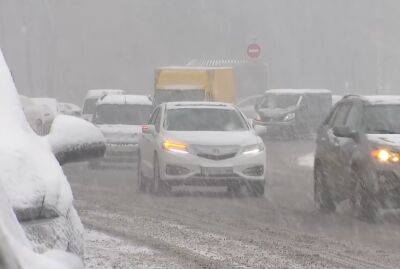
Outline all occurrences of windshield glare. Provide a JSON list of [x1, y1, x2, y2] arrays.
[[364, 105, 400, 134], [261, 94, 300, 109], [96, 104, 153, 125], [165, 108, 248, 131]]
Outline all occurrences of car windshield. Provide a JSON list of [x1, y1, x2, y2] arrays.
[[260, 94, 300, 109], [364, 105, 400, 134], [83, 98, 97, 115], [165, 108, 248, 131], [95, 104, 153, 125]]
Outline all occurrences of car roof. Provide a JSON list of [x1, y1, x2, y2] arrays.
[[342, 94, 400, 105], [265, 89, 331, 95], [97, 94, 152, 106], [86, 89, 125, 98], [165, 101, 235, 109]]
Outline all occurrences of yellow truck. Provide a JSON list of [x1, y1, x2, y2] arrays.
[[154, 66, 236, 105]]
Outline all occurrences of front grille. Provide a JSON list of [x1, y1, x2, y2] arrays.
[[197, 152, 237, 160]]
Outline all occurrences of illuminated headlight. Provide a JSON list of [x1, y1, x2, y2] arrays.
[[283, 112, 295, 121], [162, 140, 189, 154], [241, 143, 264, 155], [371, 149, 400, 163]]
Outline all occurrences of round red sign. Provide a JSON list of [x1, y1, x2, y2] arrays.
[[247, 43, 261, 58]]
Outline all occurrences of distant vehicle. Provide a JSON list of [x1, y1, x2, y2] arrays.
[[59, 102, 82, 117], [0, 49, 105, 262], [138, 102, 267, 196], [82, 89, 125, 121], [255, 89, 332, 138], [237, 94, 263, 120], [31, 97, 59, 134], [314, 95, 400, 222], [154, 66, 236, 105], [90, 94, 154, 168]]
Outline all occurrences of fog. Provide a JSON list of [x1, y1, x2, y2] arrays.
[[0, 0, 399, 103]]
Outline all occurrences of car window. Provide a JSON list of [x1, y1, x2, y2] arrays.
[[148, 107, 160, 125], [154, 108, 162, 132], [345, 103, 361, 130], [330, 103, 352, 128]]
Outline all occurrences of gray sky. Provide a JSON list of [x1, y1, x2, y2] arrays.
[[1, 0, 399, 104]]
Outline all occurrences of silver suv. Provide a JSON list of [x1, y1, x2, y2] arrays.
[[314, 95, 400, 222]]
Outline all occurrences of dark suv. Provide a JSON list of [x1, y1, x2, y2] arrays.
[[314, 95, 400, 221]]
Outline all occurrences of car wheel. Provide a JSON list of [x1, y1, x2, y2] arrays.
[[150, 156, 170, 195], [137, 154, 146, 192], [352, 169, 380, 223], [314, 162, 336, 213], [248, 181, 265, 197]]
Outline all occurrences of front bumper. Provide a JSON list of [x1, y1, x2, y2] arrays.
[[374, 165, 400, 207], [158, 149, 266, 187]]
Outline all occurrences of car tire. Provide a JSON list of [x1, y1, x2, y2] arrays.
[[352, 169, 380, 223], [150, 156, 170, 195], [137, 154, 146, 192], [248, 181, 265, 197], [314, 162, 336, 213]]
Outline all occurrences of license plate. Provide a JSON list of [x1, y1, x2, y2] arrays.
[[201, 167, 233, 176]]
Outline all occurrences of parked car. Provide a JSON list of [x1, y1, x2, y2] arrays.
[[236, 94, 263, 120], [314, 94, 400, 222], [59, 102, 82, 117], [255, 89, 332, 138], [0, 49, 106, 261], [138, 102, 267, 196], [90, 94, 154, 168], [20, 95, 48, 135], [82, 89, 125, 121], [31, 97, 59, 134]]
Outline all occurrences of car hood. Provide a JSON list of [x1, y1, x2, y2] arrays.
[[258, 106, 297, 119], [163, 130, 260, 146], [0, 130, 73, 221], [367, 134, 400, 150], [97, 124, 141, 143]]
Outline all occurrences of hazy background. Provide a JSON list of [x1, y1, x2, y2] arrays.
[[0, 0, 399, 104]]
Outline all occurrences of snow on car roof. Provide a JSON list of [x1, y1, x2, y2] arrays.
[[97, 94, 152, 106], [265, 89, 331, 94], [156, 84, 205, 90], [166, 101, 234, 109], [157, 66, 232, 71], [363, 95, 400, 105], [86, 89, 125, 98]]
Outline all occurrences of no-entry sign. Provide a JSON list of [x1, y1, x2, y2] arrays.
[[247, 43, 261, 58]]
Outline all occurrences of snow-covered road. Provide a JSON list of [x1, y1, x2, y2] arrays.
[[65, 140, 400, 269]]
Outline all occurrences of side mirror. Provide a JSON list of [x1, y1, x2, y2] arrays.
[[333, 126, 359, 141], [142, 125, 156, 135], [254, 125, 267, 137], [47, 115, 106, 165]]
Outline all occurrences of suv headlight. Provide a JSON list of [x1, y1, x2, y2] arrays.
[[283, 112, 295, 121], [241, 143, 265, 155], [371, 149, 400, 163]]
